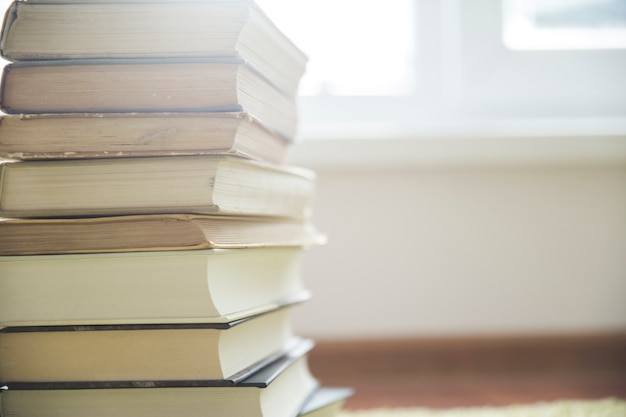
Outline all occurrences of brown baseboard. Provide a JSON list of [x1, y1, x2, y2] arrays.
[[308, 332, 626, 409], [309, 332, 626, 380]]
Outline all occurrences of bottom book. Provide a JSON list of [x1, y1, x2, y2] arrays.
[[0, 340, 322, 417]]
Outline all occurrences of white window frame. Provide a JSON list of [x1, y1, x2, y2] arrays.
[[502, 0, 626, 51], [296, 0, 626, 145]]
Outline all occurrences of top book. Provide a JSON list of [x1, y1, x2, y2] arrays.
[[0, 0, 307, 96]]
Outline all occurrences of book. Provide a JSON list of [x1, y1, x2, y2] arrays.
[[0, 214, 325, 256], [0, 339, 318, 417], [0, 112, 292, 162], [299, 387, 355, 417], [0, 155, 315, 218], [0, 308, 299, 383], [0, 248, 311, 326], [0, 0, 307, 97], [0, 59, 298, 140]]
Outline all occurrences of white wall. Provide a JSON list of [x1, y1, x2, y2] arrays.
[[289, 140, 626, 340], [284, 0, 626, 340]]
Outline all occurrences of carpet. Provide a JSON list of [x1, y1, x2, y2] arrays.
[[339, 398, 626, 417]]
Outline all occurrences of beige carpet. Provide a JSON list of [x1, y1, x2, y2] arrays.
[[340, 398, 626, 417]]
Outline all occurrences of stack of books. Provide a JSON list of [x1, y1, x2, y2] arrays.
[[0, 1, 352, 416]]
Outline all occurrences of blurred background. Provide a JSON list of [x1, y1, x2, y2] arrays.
[[253, 0, 626, 341], [1, 0, 624, 408]]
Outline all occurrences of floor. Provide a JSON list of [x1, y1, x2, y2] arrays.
[[307, 333, 626, 410]]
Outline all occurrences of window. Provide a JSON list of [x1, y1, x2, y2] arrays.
[[258, 0, 626, 140], [257, 0, 415, 96], [503, 0, 626, 50]]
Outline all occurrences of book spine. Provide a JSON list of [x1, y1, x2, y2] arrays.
[[0, 64, 10, 113], [0, 163, 7, 211], [0, 2, 17, 61]]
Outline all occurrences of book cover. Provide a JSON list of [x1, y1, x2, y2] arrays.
[[0, 307, 305, 383], [0, 339, 317, 417]]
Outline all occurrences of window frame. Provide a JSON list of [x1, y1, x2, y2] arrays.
[[296, 0, 626, 143]]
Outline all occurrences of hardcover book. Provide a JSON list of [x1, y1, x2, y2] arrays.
[[0, 308, 298, 383], [0, 214, 325, 256], [0, 339, 318, 417], [0, 248, 310, 326], [0, 59, 299, 140], [0, 112, 294, 162], [0, 155, 315, 219]]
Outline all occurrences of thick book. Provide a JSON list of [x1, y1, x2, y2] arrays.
[[0, 155, 315, 219], [0, 339, 318, 417], [0, 0, 307, 97], [0, 248, 311, 326], [0, 308, 299, 383], [0, 214, 325, 256], [0, 112, 292, 162], [0, 59, 298, 140]]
